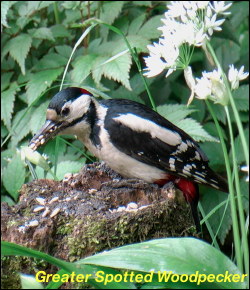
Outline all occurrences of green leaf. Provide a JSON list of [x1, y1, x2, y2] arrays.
[[82, 238, 245, 289], [20, 274, 44, 289], [100, 1, 125, 25], [233, 85, 249, 111], [62, 1, 81, 10], [52, 161, 83, 180], [51, 24, 71, 38], [110, 73, 154, 103], [32, 27, 55, 41], [32, 53, 67, 70], [1, 86, 17, 129], [1, 1, 12, 28], [128, 14, 146, 35], [200, 188, 231, 245], [10, 108, 33, 146], [138, 15, 162, 40], [132, 1, 152, 6], [23, 1, 40, 16], [55, 45, 72, 58], [216, 40, 240, 70], [30, 101, 49, 135], [26, 68, 63, 104], [176, 118, 219, 142], [1, 241, 77, 274], [71, 54, 96, 84], [125, 35, 150, 53], [230, 1, 249, 29], [8, 33, 32, 75], [214, 19, 239, 45], [157, 104, 196, 124], [101, 53, 132, 90], [38, 1, 55, 9], [89, 56, 106, 86], [233, 129, 249, 165], [2, 153, 26, 200], [1, 71, 14, 91]]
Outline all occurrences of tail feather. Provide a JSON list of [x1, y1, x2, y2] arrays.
[[205, 168, 228, 193]]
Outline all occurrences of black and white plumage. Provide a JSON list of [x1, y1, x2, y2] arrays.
[[29, 87, 228, 231]]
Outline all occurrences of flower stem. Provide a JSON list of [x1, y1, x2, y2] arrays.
[[206, 100, 242, 272], [206, 42, 249, 168], [225, 106, 249, 277]]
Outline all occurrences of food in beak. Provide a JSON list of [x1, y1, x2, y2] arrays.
[[29, 120, 60, 151]]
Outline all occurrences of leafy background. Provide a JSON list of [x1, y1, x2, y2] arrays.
[[1, 1, 249, 245]]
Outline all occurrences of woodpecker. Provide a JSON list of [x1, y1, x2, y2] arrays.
[[29, 87, 228, 231]]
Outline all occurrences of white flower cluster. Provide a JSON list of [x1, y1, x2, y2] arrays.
[[241, 165, 249, 182], [144, 1, 232, 78], [185, 65, 249, 106], [228, 64, 249, 90]]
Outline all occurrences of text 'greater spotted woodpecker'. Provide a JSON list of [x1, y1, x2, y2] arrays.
[[29, 87, 228, 231]]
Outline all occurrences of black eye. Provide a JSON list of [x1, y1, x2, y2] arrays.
[[61, 107, 70, 116]]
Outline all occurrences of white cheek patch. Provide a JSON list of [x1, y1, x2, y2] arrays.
[[113, 114, 182, 146], [62, 95, 91, 121]]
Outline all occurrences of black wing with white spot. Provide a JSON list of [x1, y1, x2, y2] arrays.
[[102, 99, 228, 192]]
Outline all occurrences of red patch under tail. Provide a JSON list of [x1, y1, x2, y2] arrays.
[[174, 178, 200, 232], [154, 176, 201, 232]]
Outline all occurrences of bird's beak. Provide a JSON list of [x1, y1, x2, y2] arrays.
[[29, 119, 63, 151]]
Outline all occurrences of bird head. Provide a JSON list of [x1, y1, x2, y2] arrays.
[[29, 87, 95, 150]]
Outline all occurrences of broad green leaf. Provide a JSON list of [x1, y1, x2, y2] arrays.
[[157, 104, 196, 124], [32, 53, 67, 70], [200, 188, 231, 245], [51, 24, 71, 38], [138, 15, 162, 40], [132, 1, 152, 6], [30, 101, 49, 134], [230, 1, 249, 29], [232, 129, 249, 165], [101, 53, 132, 90], [2, 153, 26, 200], [233, 85, 249, 111], [26, 68, 63, 104], [8, 33, 32, 75], [82, 238, 245, 289], [1, 124, 8, 139], [100, 1, 125, 25], [32, 27, 55, 41], [216, 40, 240, 70], [176, 118, 218, 142], [1, 241, 77, 274], [203, 122, 227, 142], [25, 1, 40, 16], [1, 86, 17, 129], [214, 19, 239, 45], [240, 178, 249, 213], [55, 45, 72, 58], [110, 73, 155, 104], [1, 1, 12, 28], [62, 1, 81, 9], [10, 108, 33, 146], [71, 54, 96, 84], [1, 71, 14, 91], [128, 14, 146, 35], [115, 35, 150, 53], [92, 55, 110, 85], [211, 103, 226, 125], [52, 161, 83, 180], [38, 1, 55, 9], [20, 274, 44, 289]]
